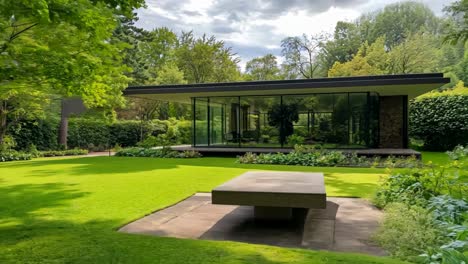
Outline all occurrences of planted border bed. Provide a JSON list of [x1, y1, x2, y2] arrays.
[[237, 145, 421, 168]]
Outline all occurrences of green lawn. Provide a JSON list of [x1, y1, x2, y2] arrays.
[[0, 154, 446, 263]]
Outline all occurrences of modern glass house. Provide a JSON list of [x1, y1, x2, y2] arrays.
[[124, 73, 449, 152]]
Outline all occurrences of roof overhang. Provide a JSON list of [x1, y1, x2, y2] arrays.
[[124, 73, 450, 103]]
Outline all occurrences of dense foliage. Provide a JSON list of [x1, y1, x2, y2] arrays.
[[0, 0, 144, 144], [7, 118, 191, 152], [410, 83, 468, 150], [68, 118, 190, 151], [237, 145, 421, 168], [373, 146, 468, 263]]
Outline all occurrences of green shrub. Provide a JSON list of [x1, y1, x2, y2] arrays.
[[427, 195, 468, 225], [410, 94, 468, 151], [0, 150, 32, 162], [374, 151, 467, 208], [0, 135, 17, 152], [8, 117, 190, 152], [115, 147, 201, 158], [8, 119, 59, 151], [237, 146, 421, 168], [287, 134, 305, 145], [67, 118, 178, 150], [374, 148, 468, 262], [179, 150, 202, 158], [374, 203, 446, 259], [40, 149, 88, 157], [67, 119, 110, 151]]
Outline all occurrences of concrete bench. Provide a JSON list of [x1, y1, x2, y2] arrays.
[[212, 171, 326, 220]]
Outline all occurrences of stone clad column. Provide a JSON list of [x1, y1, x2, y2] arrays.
[[378, 96, 408, 148]]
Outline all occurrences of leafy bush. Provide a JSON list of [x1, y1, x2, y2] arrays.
[[0, 135, 17, 152], [0, 150, 32, 162], [374, 148, 468, 263], [67, 118, 184, 150], [179, 150, 202, 158], [137, 134, 173, 149], [410, 92, 468, 151], [447, 145, 468, 160], [374, 203, 446, 259], [67, 119, 110, 151], [40, 149, 89, 157], [427, 195, 468, 225], [374, 166, 467, 208], [287, 135, 305, 145], [8, 119, 59, 151], [237, 145, 421, 168], [115, 147, 201, 158]]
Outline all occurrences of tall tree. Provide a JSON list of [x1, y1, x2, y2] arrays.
[[321, 22, 364, 70], [328, 37, 388, 77], [114, 22, 178, 85], [444, 0, 468, 44], [0, 0, 143, 144], [176, 32, 240, 83], [281, 33, 327, 79], [387, 33, 439, 74], [244, 54, 281, 81], [369, 1, 440, 48]]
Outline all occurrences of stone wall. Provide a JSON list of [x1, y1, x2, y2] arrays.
[[379, 96, 407, 148]]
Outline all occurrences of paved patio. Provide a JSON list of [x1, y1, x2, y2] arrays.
[[119, 193, 385, 256]]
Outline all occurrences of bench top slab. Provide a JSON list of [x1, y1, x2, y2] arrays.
[[212, 171, 325, 195]]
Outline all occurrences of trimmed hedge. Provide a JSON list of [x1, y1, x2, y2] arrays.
[[410, 94, 468, 151], [68, 118, 190, 151], [9, 118, 192, 151], [8, 119, 59, 151]]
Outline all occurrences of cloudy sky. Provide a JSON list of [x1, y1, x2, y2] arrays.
[[136, 0, 452, 69]]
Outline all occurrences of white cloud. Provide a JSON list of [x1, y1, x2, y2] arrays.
[[135, 0, 454, 70]]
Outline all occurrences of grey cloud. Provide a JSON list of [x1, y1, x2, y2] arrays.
[[208, 0, 368, 21], [182, 10, 202, 16], [211, 23, 240, 34], [226, 41, 282, 64]]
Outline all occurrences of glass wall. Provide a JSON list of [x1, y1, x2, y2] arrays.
[[193, 92, 379, 148], [209, 97, 240, 147], [193, 98, 208, 146]]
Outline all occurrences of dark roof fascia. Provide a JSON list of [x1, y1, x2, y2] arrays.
[[124, 73, 450, 95]]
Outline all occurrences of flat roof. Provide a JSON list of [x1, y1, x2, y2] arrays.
[[124, 73, 450, 102]]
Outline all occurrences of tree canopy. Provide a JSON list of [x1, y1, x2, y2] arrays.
[[0, 0, 144, 143]]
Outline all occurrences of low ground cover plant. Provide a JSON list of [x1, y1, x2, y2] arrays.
[[237, 145, 421, 168], [39, 149, 89, 157], [373, 146, 468, 263], [0, 150, 32, 162], [115, 147, 201, 158]]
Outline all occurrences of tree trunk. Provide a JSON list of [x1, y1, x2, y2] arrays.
[[58, 100, 68, 149], [0, 100, 7, 145], [58, 116, 68, 149]]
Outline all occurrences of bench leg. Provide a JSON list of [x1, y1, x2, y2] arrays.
[[254, 206, 293, 221]]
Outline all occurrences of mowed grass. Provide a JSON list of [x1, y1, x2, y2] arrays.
[[1, 154, 450, 264]]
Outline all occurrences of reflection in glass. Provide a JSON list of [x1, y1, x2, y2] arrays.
[[193, 92, 379, 148]]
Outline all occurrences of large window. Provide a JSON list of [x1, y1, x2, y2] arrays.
[[193, 93, 379, 148]]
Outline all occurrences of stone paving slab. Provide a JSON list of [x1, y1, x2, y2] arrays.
[[119, 193, 385, 256]]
